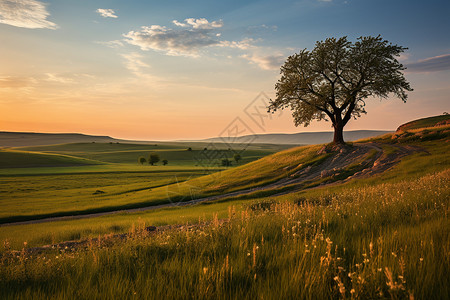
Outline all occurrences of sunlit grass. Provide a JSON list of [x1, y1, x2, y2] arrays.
[[0, 170, 448, 299]]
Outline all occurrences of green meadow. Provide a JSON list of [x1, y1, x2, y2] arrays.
[[0, 116, 449, 299]]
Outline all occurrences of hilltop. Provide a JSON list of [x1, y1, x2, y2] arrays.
[[0, 132, 117, 147]]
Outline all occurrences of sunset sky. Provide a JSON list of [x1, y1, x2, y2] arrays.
[[1, 0, 449, 140]]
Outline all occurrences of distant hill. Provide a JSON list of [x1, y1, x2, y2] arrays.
[[0, 132, 117, 147], [1, 129, 392, 148], [200, 130, 392, 145]]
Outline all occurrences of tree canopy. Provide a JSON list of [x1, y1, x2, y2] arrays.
[[268, 35, 413, 144], [148, 153, 160, 165]]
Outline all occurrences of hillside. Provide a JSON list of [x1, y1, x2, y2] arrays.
[[0, 116, 448, 299], [0, 149, 101, 168], [201, 130, 392, 145], [396, 114, 450, 131]]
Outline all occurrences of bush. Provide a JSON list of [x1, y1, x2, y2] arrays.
[[221, 158, 232, 167]]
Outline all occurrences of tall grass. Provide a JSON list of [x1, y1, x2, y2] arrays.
[[1, 170, 448, 299]]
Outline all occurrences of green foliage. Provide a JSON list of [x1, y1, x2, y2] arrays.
[[162, 159, 168, 166], [269, 35, 412, 143], [148, 153, 160, 165]]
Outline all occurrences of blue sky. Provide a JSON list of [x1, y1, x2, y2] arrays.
[[0, 0, 449, 139]]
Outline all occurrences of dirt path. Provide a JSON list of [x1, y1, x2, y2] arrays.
[[0, 142, 426, 227]]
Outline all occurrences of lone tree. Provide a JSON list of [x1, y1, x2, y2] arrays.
[[233, 153, 241, 164], [138, 157, 147, 165], [268, 35, 412, 144], [162, 159, 168, 165], [148, 153, 160, 165]]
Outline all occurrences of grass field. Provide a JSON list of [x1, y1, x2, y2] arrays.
[[0, 141, 290, 223], [0, 169, 448, 299], [0, 118, 448, 299]]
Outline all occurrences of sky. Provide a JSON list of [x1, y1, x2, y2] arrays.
[[0, 0, 449, 140]]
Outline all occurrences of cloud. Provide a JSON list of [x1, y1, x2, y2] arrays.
[[0, 0, 57, 29], [218, 38, 255, 50], [0, 76, 36, 88], [241, 54, 285, 70], [96, 8, 118, 19], [45, 73, 75, 84], [121, 52, 150, 77], [178, 18, 223, 29], [96, 40, 124, 48], [406, 54, 450, 73], [123, 18, 249, 57]]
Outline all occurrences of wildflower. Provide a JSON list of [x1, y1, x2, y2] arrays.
[[350, 289, 355, 294], [419, 258, 424, 262], [203, 267, 208, 274]]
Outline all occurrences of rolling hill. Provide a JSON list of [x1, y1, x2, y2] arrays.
[[0, 132, 117, 147], [0, 130, 391, 148]]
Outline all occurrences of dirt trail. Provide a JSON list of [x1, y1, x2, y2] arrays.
[[0, 142, 426, 227]]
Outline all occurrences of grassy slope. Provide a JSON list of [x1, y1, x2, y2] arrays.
[[0, 169, 448, 299], [13, 142, 288, 165], [396, 114, 450, 131], [0, 149, 102, 168]]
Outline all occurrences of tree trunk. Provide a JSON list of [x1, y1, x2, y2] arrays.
[[333, 121, 345, 144]]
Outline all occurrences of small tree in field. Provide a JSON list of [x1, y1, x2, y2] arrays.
[[162, 159, 168, 165], [268, 35, 412, 144], [138, 157, 146, 165], [233, 154, 241, 164], [148, 153, 160, 165], [221, 158, 232, 167]]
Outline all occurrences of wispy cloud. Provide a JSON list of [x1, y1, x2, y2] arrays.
[[96, 40, 124, 49], [121, 52, 150, 77], [0, 0, 57, 29], [218, 38, 255, 50], [96, 8, 118, 19], [406, 54, 450, 73], [123, 18, 252, 57], [241, 53, 285, 70], [173, 18, 223, 29], [0, 76, 36, 88]]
